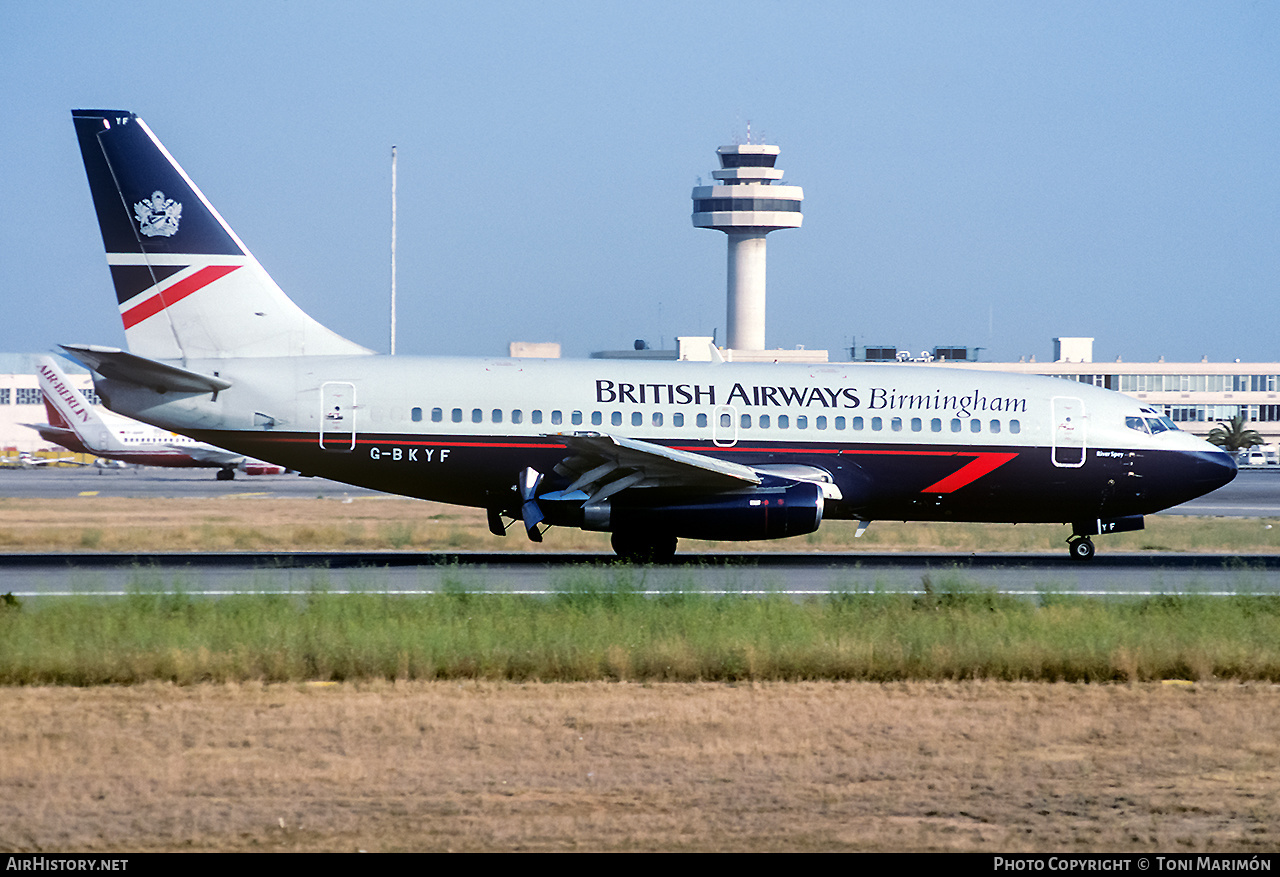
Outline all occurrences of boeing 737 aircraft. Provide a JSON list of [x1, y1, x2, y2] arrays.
[[30, 354, 286, 479], [66, 109, 1236, 559]]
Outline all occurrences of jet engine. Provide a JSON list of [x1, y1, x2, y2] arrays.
[[579, 479, 825, 541]]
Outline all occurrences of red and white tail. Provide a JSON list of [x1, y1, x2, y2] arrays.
[[34, 356, 114, 451], [72, 109, 371, 361]]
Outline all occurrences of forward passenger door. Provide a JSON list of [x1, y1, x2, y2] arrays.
[[1052, 396, 1086, 468]]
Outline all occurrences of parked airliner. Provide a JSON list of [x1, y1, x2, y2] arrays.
[[66, 109, 1235, 559], [31, 355, 286, 479]]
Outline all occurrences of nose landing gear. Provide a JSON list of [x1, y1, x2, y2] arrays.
[[1067, 536, 1095, 561], [1067, 514, 1144, 561]]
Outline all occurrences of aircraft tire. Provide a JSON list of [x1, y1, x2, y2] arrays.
[[216, 469, 235, 481], [610, 531, 677, 564], [1067, 536, 1095, 562]]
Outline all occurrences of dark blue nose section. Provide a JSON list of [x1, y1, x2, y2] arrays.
[[1160, 448, 1237, 509], [1196, 447, 1239, 491]]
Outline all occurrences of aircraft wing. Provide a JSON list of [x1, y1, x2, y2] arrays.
[[173, 444, 245, 467], [546, 432, 761, 504]]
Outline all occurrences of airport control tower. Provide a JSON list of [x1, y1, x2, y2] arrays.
[[692, 143, 803, 351]]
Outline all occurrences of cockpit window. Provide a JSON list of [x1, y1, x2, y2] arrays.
[[1146, 417, 1171, 435], [1126, 416, 1149, 434]]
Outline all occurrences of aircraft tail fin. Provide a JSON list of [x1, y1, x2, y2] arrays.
[[71, 109, 372, 361], [34, 356, 115, 451]]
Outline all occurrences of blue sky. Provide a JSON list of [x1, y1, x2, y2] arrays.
[[3, 1, 1277, 364]]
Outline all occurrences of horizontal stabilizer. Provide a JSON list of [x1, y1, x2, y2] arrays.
[[22, 424, 89, 454], [60, 344, 231, 395]]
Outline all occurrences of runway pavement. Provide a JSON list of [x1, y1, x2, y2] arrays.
[[0, 467, 384, 500], [3, 550, 1279, 598], [1, 467, 1277, 597], [2, 466, 1278, 514]]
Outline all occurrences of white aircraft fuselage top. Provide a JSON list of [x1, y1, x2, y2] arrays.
[[89, 351, 1235, 525]]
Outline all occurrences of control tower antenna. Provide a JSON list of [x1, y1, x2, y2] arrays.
[[691, 141, 803, 351]]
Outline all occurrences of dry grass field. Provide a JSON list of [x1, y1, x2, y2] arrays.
[[0, 494, 1276, 554], [2, 496, 1278, 852], [0, 680, 1277, 852]]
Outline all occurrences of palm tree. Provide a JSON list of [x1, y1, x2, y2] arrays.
[[1206, 414, 1264, 454]]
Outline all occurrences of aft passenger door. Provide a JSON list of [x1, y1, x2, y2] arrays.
[[320, 381, 356, 451], [1052, 396, 1086, 468]]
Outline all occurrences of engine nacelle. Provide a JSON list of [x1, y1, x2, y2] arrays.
[[580, 480, 825, 542]]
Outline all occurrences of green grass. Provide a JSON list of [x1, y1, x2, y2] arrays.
[[3, 570, 1280, 685]]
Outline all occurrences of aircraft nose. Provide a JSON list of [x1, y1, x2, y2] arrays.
[[1186, 447, 1238, 495], [1144, 447, 1237, 512]]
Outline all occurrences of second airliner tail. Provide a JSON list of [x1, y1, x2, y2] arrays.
[[34, 356, 115, 452]]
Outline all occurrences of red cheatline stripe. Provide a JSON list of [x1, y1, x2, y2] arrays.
[[675, 446, 1020, 494], [121, 265, 240, 329], [216, 433, 1020, 493]]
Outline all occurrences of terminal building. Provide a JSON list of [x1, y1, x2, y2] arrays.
[[860, 338, 1280, 447], [0, 354, 97, 458]]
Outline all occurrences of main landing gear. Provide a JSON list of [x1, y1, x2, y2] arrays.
[[216, 468, 236, 481], [610, 531, 677, 564], [1067, 536, 1095, 562]]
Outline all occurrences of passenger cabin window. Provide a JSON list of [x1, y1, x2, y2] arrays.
[[411, 407, 423, 422], [531, 410, 542, 424], [760, 414, 771, 429], [451, 408, 463, 423], [673, 413, 684, 427], [871, 417, 882, 431], [1009, 420, 1021, 434], [571, 411, 582, 425], [472, 409, 483, 424], [431, 408, 443, 423], [778, 415, 790, 429], [511, 410, 523, 424], [797, 415, 808, 429], [491, 409, 503, 424], [696, 413, 708, 428]]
